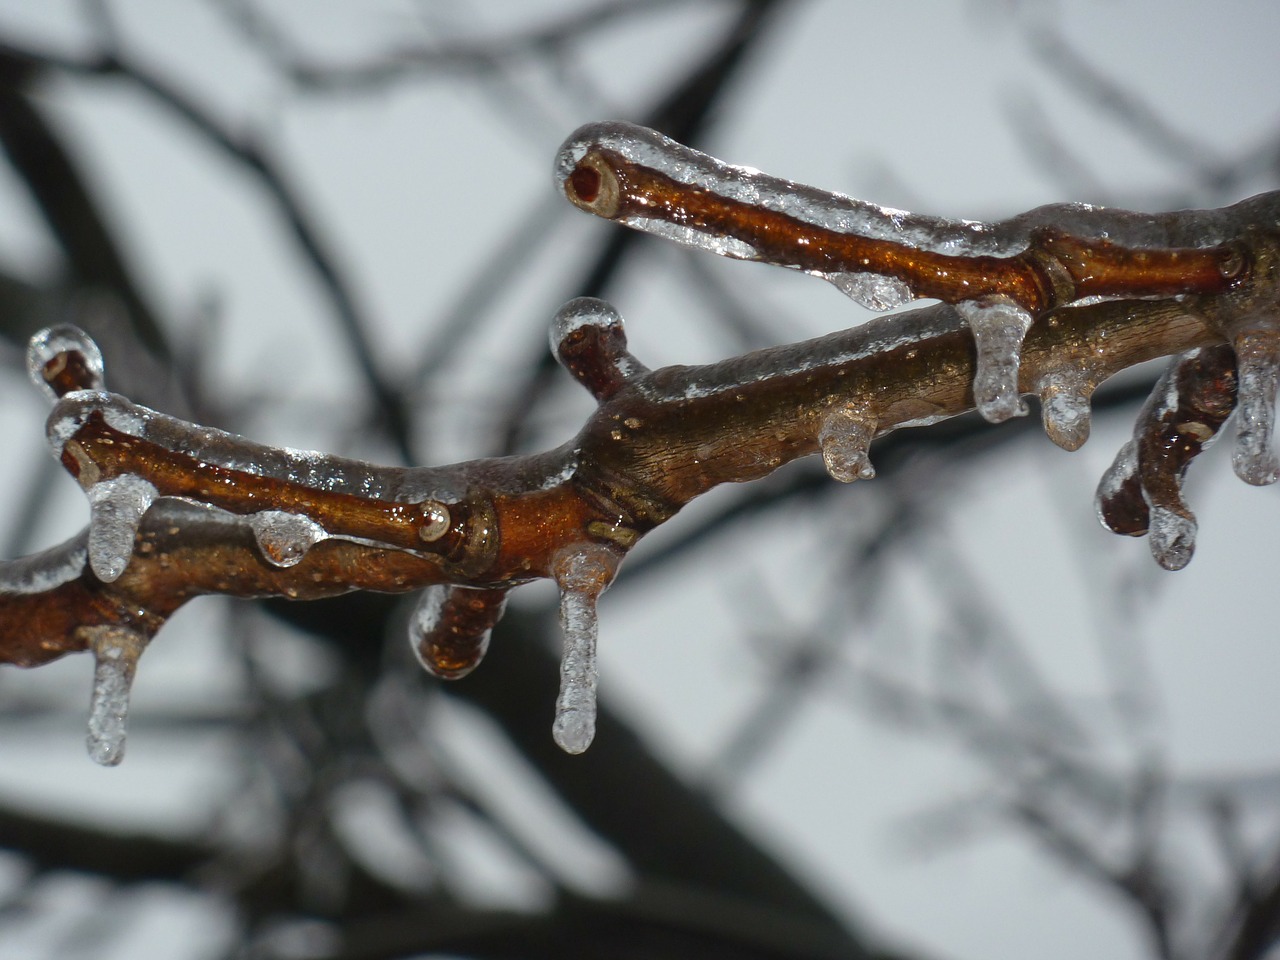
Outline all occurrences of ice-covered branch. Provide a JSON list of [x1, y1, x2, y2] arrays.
[[554, 121, 1270, 425], [3, 131, 1279, 762]]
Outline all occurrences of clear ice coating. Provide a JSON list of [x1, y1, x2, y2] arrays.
[[1148, 506, 1196, 571], [248, 510, 328, 567], [824, 272, 914, 312], [26, 325, 105, 401], [1036, 370, 1094, 451], [1230, 331, 1280, 485], [955, 298, 1033, 423], [86, 475, 158, 582], [818, 405, 877, 482], [551, 545, 619, 755], [84, 626, 146, 766]]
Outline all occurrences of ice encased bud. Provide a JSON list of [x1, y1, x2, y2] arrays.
[[87, 474, 158, 582], [248, 510, 327, 567], [27, 325, 105, 401], [550, 297, 644, 401], [1095, 440, 1147, 536], [83, 625, 146, 766], [956, 297, 1033, 423], [818, 404, 877, 482], [551, 544, 619, 755]]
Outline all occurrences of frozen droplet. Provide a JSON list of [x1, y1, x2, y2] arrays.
[[956, 298, 1033, 423], [1230, 332, 1280, 486], [1147, 506, 1196, 571], [248, 510, 327, 567], [551, 545, 619, 755], [824, 272, 913, 312], [1095, 439, 1148, 536], [1037, 371, 1093, 451], [818, 405, 877, 482], [27, 325, 105, 401], [408, 584, 508, 680], [84, 626, 146, 766], [87, 475, 157, 582]]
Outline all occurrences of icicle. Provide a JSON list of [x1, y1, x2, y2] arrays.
[[818, 404, 877, 482], [26, 325, 105, 401], [1036, 369, 1094, 451], [824, 272, 913, 312], [551, 544, 619, 755], [248, 510, 327, 567], [1230, 330, 1280, 485], [408, 584, 509, 680], [956, 297, 1033, 423], [83, 626, 146, 766], [86, 475, 158, 582]]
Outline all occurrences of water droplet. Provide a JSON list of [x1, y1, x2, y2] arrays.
[[248, 510, 327, 567]]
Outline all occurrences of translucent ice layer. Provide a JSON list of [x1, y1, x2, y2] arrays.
[[84, 626, 146, 766], [956, 298, 1033, 423], [26, 325, 105, 401], [86, 475, 158, 582], [818, 405, 877, 482], [248, 510, 328, 567], [550, 545, 619, 755]]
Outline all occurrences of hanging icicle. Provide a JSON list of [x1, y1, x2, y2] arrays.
[[550, 544, 620, 754], [83, 625, 148, 766]]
